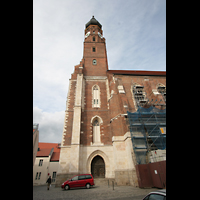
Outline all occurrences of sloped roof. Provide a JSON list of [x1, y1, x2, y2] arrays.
[[85, 16, 102, 29], [36, 142, 60, 161], [38, 142, 60, 152], [107, 70, 166, 76], [50, 152, 60, 162], [37, 148, 52, 157]]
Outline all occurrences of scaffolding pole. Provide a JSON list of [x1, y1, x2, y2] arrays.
[[127, 106, 166, 164]]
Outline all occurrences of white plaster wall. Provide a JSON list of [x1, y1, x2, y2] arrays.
[[33, 157, 50, 185], [49, 161, 59, 183]]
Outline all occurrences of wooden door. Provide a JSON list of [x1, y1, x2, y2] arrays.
[[91, 156, 105, 178]]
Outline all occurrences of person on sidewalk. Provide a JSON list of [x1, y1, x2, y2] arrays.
[[46, 175, 52, 190]]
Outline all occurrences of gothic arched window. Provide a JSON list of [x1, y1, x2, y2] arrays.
[[93, 119, 101, 144], [92, 85, 100, 108]]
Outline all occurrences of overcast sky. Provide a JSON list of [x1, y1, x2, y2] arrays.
[[33, 0, 166, 143]]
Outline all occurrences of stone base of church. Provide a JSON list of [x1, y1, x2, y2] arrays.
[[56, 133, 139, 187], [55, 173, 78, 187], [55, 171, 138, 187], [114, 169, 138, 186], [94, 178, 115, 186]]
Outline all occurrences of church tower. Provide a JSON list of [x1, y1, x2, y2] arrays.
[[56, 16, 138, 187], [83, 16, 108, 76]]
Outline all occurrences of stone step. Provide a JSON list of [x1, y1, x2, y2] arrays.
[[94, 178, 115, 186]]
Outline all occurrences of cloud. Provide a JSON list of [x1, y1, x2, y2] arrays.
[[33, 107, 65, 143], [33, 0, 166, 143], [94, 0, 166, 71]]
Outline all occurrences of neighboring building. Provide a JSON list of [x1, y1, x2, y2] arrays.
[[33, 142, 61, 185], [33, 123, 39, 166], [56, 16, 166, 187]]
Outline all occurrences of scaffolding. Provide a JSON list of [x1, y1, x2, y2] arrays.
[[127, 106, 166, 164], [132, 85, 148, 107]]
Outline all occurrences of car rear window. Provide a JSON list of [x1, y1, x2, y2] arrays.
[[85, 175, 92, 179]]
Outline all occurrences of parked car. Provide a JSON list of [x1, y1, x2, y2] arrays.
[[143, 189, 166, 200], [61, 174, 95, 190]]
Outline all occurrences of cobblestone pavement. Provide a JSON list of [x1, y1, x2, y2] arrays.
[[33, 185, 158, 200]]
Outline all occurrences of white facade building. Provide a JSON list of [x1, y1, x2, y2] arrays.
[[33, 143, 61, 185]]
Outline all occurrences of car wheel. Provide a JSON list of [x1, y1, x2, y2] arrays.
[[64, 185, 70, 190], [86, 183, 90, 189]]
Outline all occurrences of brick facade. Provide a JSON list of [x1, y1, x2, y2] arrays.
[[56, 17, 166, 187]]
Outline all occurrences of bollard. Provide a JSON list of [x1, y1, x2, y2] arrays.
[[112, 181, 114, 190]]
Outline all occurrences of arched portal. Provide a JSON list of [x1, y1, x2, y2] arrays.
[[91, 155, 105, 178]]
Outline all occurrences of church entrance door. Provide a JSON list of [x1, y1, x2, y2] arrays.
[[91, 155, 105, 178]]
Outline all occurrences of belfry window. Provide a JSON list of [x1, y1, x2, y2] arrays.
[[92, 85, 100, 108], [93, 47, 96, 52], [93, 37, 95, 41]]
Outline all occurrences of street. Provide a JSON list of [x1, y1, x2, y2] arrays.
[[33, 185, 158, 200]]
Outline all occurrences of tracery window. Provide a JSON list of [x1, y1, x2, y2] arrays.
[[93, 119, 101, 144], [93, 85, 100, 108]]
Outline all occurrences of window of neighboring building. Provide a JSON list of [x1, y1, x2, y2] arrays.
[[92, 85, 100, 108], [52, 172, 57, 183], [35, 172, 41, 180], [35, 172, 38, 180], [38, 172, 41, 180], [39, 159, 43, 166]]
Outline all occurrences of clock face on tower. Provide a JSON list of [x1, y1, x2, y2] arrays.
[[98, 32, 103, 38], [85, 31, 90, 38], [93, 59, 97, 65]]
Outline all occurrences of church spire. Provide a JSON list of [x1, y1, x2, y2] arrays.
[[85, 16, 102, 29]]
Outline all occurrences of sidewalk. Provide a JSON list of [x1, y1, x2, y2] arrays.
[[33, 184, 158, 200]]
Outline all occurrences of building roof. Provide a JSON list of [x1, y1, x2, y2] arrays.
[[107, 70, 166, 76], [36, 142, 60, 161], [85, 16, 102, 29], [37, 148, 52, 157], [38, 142, 60, 152], [50, 152, 60, 162]]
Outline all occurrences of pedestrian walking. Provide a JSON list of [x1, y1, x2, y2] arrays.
[[46, 175, 52, 190]]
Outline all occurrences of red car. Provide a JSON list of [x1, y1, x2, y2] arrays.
[[61, 174, 95, 190]]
